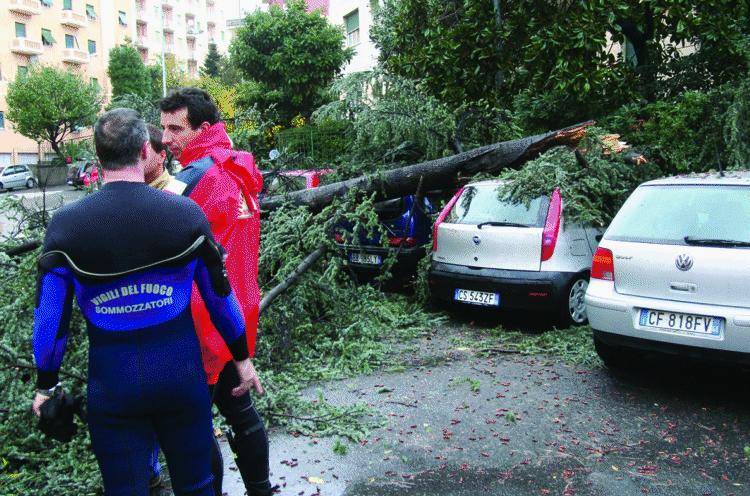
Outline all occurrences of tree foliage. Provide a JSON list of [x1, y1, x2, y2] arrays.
[[230, 0, 353, 124], [372, 0, 749, 131], [200, 43, 223, 79], [107, 43, 152, 99], [5, 67, 100, 156]]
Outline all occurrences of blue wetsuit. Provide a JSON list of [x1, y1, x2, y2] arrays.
[[33, 181, 248, 496]]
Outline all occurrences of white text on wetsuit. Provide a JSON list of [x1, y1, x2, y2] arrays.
[[91, 284, 175, 315]]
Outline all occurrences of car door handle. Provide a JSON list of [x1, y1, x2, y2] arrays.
[[670, 282, 697, 292]]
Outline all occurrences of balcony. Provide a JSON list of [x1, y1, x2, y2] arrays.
[[136, 36, 148, 48], [186, 28, 197, 39], [227, 18, 243, 29], [61, 10, 87, 28], [10, 37, 43, 55], [62, 48, 88, 64], [9, 0, 41, 16], [187, 51, 197, 62]]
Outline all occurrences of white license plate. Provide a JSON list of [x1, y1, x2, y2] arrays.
[[454, 288, 500, 307], [638, 309, 723, 337], [349, 253, 381, 265]]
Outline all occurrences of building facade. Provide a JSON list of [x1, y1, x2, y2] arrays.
[[1, 0, 135, 166], [134, 0, 231, 81], [327, 0, 378, 74]]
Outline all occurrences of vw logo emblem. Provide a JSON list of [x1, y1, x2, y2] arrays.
[[472, 235, 481, 245], [675, 254, 693, 271]]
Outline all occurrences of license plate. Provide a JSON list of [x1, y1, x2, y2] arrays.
[[638, 309, 723, 337], [454, 288, 500, 307], [349, 253, 381, 265]]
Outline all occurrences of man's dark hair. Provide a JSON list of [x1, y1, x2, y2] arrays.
[[94, 108, 148, 171], [146, 124, 166, 153], [159, 87, 220, 129]]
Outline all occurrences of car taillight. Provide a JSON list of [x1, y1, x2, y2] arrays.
[[541, 188, 562, 262], [334, 233, 344, 244], [591, 247, 615, 281], [388, 237, 416, 247], [432, 187, 464, 252]]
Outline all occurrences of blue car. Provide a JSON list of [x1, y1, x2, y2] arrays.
[[334, 195, 436, 277]]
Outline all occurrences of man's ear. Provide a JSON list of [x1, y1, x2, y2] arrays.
[[141, 141, 149, 160], [199, 121, 211, 132]]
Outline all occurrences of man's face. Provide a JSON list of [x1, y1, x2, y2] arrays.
[[142, 144, 167, 182], [160, 108, 205, 160]]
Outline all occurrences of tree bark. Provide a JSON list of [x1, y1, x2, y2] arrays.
[[258, 245, 328, 315], [260, 121, 594, 212]]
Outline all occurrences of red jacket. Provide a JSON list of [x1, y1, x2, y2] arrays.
[[173, 123, 262, 384]]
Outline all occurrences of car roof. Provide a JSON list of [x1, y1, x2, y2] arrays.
[[642, 170, 750, 187], [464, 179, 507, 188]]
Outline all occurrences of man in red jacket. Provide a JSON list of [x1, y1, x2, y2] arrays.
[[159, 88, 272, 496]]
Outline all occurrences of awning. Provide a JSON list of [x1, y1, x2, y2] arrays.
[[118, 11, 127, 25], [41, 30, 56, 45], [41, 0, 53, 7], [86, 4, 96, 19]]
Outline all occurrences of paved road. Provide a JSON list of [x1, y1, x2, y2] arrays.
[[217, 324, 750, 496], [0, 185, 85, 238]]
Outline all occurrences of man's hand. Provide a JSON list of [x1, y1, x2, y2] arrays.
[[32, 392, 50, 417], [232, 359, 264, 397]]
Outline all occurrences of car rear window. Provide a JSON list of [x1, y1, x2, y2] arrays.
[[445, 184, 548, 227], [606, 184, 750, 245]]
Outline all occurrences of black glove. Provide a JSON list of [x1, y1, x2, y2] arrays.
[[38, 389, 85, 443]]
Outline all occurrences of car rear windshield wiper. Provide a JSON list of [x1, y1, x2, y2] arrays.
[[477, 221, 530, 229], [684, 236, 750, 247]]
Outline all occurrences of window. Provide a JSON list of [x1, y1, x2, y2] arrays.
[[88, 40, 96, 54], [41, 28, 56, 46], [86, 4, 96, 19], [220, 31, 224, 41], [0, 112, 4, 130], [623, 38, 638, 68], [15, 22, 26, 38], [118, 11, 127, 25], [41, 0, 53, 7], [17, 66, 28, 78], [344, 9, 360, 47], [90, 77, 99, 88], [63, 0, 72, 10], [65, 34, 76, 49]]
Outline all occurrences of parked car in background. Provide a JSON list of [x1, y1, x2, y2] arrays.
[[262, 169, 334, 196], [0, 164, 37, 191], [67, 160, 100, 188], [586, 172, 750, 368], [428, 180, 602, 325], [334, 195, 437, 278]]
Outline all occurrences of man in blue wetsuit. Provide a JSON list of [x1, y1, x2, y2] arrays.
[[31, 108, 263, 495]]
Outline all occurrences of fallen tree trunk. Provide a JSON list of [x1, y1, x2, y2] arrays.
[[258, 245, 328, 315], [260, 121, 594, 211]]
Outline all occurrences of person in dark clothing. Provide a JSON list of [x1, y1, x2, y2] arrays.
[[159, 88, 272, 496], [31, 108, 263, 496]]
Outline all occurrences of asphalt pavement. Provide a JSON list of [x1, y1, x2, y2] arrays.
[[218, 323, 750, 496]]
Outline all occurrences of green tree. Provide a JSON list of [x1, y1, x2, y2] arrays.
[[107, 43, 152, 99], [229, 0, 353, 124], [6, 66, 100, 157], [147, 54, 190, 98], [200, 42, 222, 78], [372, 0, 749, 130]]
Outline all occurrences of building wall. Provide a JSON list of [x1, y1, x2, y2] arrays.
[[135, 0, 232, 82], [327, 0, 378, 74], [0, 0, 135, 165]]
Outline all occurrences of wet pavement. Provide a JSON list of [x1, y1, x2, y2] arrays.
[[219, 324, 750, 496], [0, 185, 85, 237]]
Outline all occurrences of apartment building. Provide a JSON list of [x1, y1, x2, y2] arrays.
[[134, 0, 232, 80], [1, 0, 135, 166]]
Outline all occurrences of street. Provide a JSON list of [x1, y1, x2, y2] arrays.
[[217, 321, 750, 496], [0, 185, 85, 238]]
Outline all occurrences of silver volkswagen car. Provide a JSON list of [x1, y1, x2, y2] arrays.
[[586, 172, 750, 367]]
